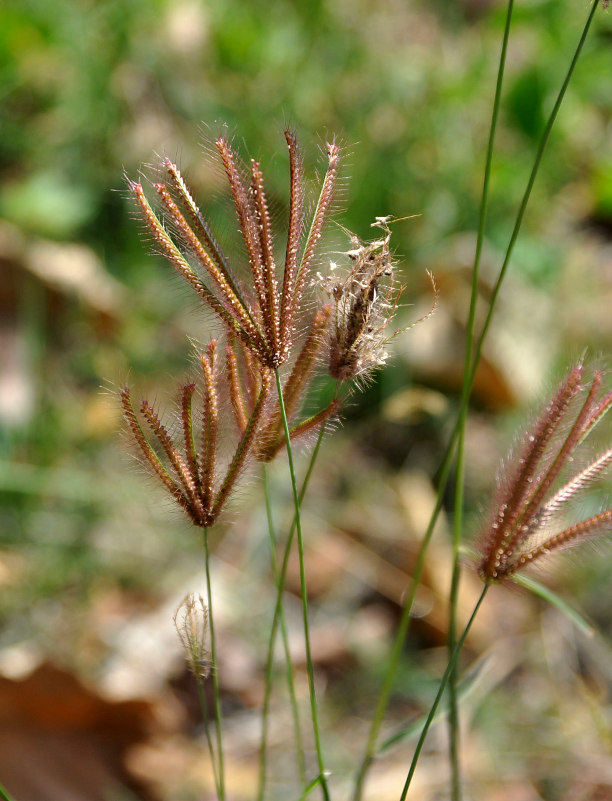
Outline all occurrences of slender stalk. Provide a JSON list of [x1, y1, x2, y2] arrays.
[[274, 368, 331, 801], [447, 3, 514, 796], [257, 467, 307, 801], [0, 786, 15, 801], [353, 4, 598, 796], [259, 413, 330, 796], [399, 584, 490, 800], [203, 528, 226, 801], [195, 675, 222, 800], [469, 0, 600, 381]]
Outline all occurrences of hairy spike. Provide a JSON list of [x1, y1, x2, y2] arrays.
[[214, 137, 269, 324], [482, 365, 583, 579], [154, 182, 268, 357], [251, 159, 281, 362], [210, 370, 272, 523], [130, 180, 264, 358], [506, 510, 612, 576], [226, 343, 249, 435], [120, 387, 196, 523], [280, 130, 305, 356], [140, 400, 206, 523], [181, 383, 200, 491], [200, 345, 219, 510], [479, 366, 612, 581], [162, 158, 239, 299], [290, 142, 340, 325], [514, 370, 602, 535], [283, 304, 333, 418]]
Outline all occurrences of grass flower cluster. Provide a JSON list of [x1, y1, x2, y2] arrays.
[[114, 1, 612, 799]]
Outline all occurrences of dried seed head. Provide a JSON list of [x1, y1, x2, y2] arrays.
[[321, 217, 437, 383], [173, 594, 211, 678], [478, 365, 612, 581]]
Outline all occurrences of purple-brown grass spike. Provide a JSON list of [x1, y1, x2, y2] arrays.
[[162, 158, 239, 300], [290, 141, 340, 328], [200, 342, 219, 514], [210, 369, 273, 522], [140, 399, 207, 524], [226, 342, 249, 436], [482, 365, 584, 579], [181, 383, 200, 492], [250, 159, 281, 364], [478, 365, 612, 582], [153, 182, 267, 357], [120, 387, 203, 526], [130, 178, 265, 360], [214, 136, 269, 322], [279, 130, 305, 361]]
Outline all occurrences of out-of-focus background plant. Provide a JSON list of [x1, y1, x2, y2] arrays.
[[1, 0, 612, 799]]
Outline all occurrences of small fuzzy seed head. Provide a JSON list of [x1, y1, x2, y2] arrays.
[[173, 594, 211, 678]]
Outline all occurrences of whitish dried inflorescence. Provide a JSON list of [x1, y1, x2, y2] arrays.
[[129, 131, 340, 371], [174, 594, 211, 678], [121, 339, 272, 528], [478, 364, 612, 581], [321, 217, 437, 383]]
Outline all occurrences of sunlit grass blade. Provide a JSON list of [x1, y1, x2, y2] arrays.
[[511, 573, 595, 638], [378, 655, 489, 754]]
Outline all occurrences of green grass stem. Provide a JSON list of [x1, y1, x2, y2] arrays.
[[399, 584, 490, 800], [353, 3, 598, 797], [447, 2, 514, 796], [203, 528, 225, 801], [274, 369, 331, 801], [257, 467, 307, 801]]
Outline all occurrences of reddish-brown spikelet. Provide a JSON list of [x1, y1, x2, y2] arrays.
[[478, 365, 612, 581], [121, 340, 272, 528], [129, 132, 340, 372]]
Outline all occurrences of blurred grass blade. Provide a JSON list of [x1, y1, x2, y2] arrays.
[[378, 655, 489, 754], [511, 574, 594, 637], [299, 775, 323, 800], [0, 784, 16, 801]]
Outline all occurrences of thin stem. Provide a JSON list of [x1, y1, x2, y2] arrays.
[[447, 2, 514, 795], [203, 528, 225, 801], [0, 786, 15, 801], [399, 584, 490, 800], [274, 369, 331, 801], [469, 0, 599, 383], [259, 411, 330, 798], [352, 7, 598, 795], [257, 467, 307, 801], [195, 674, 222, 800]]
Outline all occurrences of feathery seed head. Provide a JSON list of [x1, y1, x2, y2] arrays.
[[129, 131, 341, 371], [478, 365, 612, 581]]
